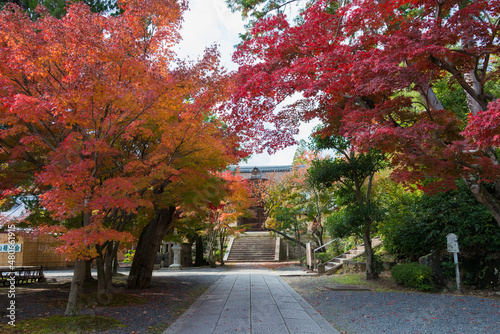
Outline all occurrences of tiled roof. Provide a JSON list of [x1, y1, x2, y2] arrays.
[[0, 197, 27, 223], [234, 165, 293, 173]]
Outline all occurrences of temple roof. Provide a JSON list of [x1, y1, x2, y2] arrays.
[[235, 165, 293, 173]]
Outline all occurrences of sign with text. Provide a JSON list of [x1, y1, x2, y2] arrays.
[[0, 244, 21, 252], [446, 233, 459, 253]]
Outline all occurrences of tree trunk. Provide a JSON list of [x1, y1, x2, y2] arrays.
[[65, 259, 86, 316], [219, 232, 225, 266], [296, 229, 302, 264], [464, 177, 500, 227], [194, 233, 205, 267], [112, 243, 119, 276], [363, 226, 378, 280], [65, 212, 90, 316], [84, 259, 95, 282], [95, 245, 112, 305], [464, 70, 483, 115], [105, 242, 118, 291], [126, 206, 176, 289], [207, 231, 217, 268]]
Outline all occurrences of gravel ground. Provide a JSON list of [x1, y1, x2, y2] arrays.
[[282, 275, 500, 334], [2, 264, 500, 334]]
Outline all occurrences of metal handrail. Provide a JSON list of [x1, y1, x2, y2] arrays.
[[312, 238, 338, 270], [314, 238, 338, 253]]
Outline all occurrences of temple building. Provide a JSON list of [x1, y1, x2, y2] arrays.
[[235, 165, 293, 231]]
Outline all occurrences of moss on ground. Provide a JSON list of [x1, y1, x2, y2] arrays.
[[0, 315, 125, 333]]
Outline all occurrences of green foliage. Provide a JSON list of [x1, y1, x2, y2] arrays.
[[310, 132, 350, 153], [309, 152, 385, 189], [379, 179, 500, 287], [2, 0, 119, 18], [123, 250, 135, 264], [433, 77, 468, 125], [380, 180, 500, 258], [315, 251, 332, 263], [326, 203, 383, 239], [391, 263, 434, 292]]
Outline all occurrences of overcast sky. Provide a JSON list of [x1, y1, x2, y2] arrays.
[[175, 0, 317, 167]]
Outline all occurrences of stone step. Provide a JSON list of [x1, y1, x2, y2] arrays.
[[317, 237, 384, 274], [225, 237, 277, 262]]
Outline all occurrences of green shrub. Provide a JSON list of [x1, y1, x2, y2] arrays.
[[315, 251, 333, 263], [391, 263, 434, 292], [123, 250, 135, 263]]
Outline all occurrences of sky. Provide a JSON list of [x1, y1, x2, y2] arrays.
[[175, 0, 318, 167]]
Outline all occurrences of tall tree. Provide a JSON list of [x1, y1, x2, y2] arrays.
[[0, 0, 241, 313], [308, 134, 386, 279], [225, 0, 500, 226]]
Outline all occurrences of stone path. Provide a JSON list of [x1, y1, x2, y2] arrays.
[[163, 268, 339, 334]]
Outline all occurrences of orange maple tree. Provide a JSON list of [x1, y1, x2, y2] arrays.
[[0, 0, 242, 314], [181, 170, 251, 267]]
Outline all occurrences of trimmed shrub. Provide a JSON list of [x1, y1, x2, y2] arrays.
[[391, 263, 434, 292]]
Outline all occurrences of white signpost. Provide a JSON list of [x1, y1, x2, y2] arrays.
[[446, 233, 461, 292]]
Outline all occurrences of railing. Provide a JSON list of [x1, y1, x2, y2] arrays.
[[312, 239, 338, 270], [0, 266, 45, 286]]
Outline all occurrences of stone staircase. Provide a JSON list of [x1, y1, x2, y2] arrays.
[[225, 234, 278, 262], [323, 236, 383, 273]]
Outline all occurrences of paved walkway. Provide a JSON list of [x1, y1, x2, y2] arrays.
[[163, 268, 339, 334]]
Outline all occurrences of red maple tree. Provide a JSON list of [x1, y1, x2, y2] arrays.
[[227, 0, 500, 225]]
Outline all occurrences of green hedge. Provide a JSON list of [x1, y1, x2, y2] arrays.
[[391, 263, 434, 292]]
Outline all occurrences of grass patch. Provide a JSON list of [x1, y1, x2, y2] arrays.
[[329, 273, 399, 292], [329, 274, 368, 286], [50, 292, 148, 308], [0, 315, 125, 334]]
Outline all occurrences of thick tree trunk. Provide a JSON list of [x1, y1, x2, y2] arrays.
[[363, 226, 378, 280], [65, 260, 86, 316], [194, 233, 205, 267], [126, 206, 176, 289]]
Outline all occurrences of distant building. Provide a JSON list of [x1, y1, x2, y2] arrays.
[[234, 165, 294, 231], [0, 197, 29, 226], [236, 165, 294, 182]]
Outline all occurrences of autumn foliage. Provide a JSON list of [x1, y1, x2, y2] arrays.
[[0, 0, 240, 250], [228, 0, 500, 225]]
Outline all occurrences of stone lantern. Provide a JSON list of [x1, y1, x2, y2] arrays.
[[169, 243, 182, 270]]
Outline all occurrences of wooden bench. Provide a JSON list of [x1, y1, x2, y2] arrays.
[[0, 266, 45, 286]]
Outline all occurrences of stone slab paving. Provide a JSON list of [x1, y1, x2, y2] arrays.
[[163, 268, 339, 334]]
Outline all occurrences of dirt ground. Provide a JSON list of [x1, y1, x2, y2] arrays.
[[1, 263, 498, 333]]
